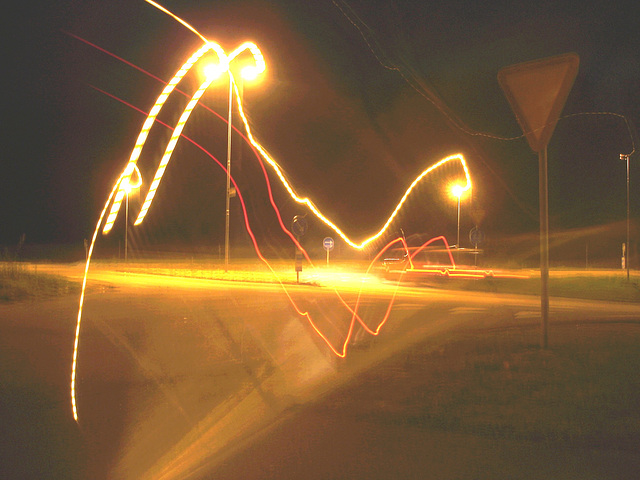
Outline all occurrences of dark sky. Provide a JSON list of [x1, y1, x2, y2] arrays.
[[3, 0, 639, 252]]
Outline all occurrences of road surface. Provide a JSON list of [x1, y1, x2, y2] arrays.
[[1, 264, 639, 479]]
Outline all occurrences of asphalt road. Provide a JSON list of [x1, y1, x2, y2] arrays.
[[2, 265, 640, 479]]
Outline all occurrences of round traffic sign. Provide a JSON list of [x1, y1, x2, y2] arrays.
[[323, 237, 335, 251]]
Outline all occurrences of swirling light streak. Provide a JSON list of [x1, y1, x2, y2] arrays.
[[102, 41, 226, 234], [70, 83, 314, 421], [134, 41, 266, 226], [70, 2, 474, 420], [135, 75, 217, 223], [233, 80, 472, 249], [67, 22, 470, 250], [130, 0, 474, 247]]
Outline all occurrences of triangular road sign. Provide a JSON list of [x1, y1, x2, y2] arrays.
[[498, 53, 579, 152]]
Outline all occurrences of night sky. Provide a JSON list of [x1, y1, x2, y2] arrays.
[[3, 0, 639, 255]]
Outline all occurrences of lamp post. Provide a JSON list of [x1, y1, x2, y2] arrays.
[[125, 187, 130, 261], [451, 184, 465, 250], [122, 164, 142, 262], [224, 73, 233, 269], [621, 154, 630, 280], [212, 59, 263, 269], [202, 43, 265, 269]]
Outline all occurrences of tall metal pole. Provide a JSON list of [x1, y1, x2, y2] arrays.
[[625, 154, 630, 281], [224, 75, 233, 269], [125, 192, 129, 262], [456, 195, 461, 248], [539, 147, 549, 349]]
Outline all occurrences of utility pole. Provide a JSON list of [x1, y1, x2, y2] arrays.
[[621, 154, 630, 280]]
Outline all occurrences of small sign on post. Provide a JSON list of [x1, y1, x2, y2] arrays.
[[469, 227, 484, 267], [323, 237, 334, 266]]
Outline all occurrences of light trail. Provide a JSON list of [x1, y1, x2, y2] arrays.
[[70, 1, 474, 421], [135, 75, 217, 223], [134, 41, 265, 226], [235, 77, 472, 248], [101, 41, 221, 234], [71, 180, 121, 421], [119, 0, 471, 248]]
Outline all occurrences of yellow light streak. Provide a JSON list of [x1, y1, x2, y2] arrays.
[[145, 0, 209, 44], [134, 41, 265, 226], [102, 41, 225, 234], [73, 1, 475, 422], [135, 76, 216, 224], [128, 49, 471, 249], [128, 1, 472, 250], [229, 42, 266, 80], [71, 181, 122, 421], [123, 164, 143, 193]]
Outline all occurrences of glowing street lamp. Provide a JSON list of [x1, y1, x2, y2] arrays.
[[205, 48, 265, 269], [122, 165, 142, 261]]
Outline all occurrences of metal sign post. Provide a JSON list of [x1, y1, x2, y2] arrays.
[[498, 53, 579, 349], [323, 237, 334, 266], [469, 227, 485, 266], [292, 215, 308, 283]]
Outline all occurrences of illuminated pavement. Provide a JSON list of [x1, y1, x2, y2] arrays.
[[3, 264, 640, 479]]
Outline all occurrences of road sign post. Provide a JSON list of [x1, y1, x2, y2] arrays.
[[498, 53, 579, 349], [292, 215, 308, 283], [469, 227, 485, 266], [323, 237, 334, 266]]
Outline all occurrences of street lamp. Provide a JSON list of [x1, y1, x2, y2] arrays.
[[121, 164, 142, 262], [621, 153, 631, 280], [450, 184, 466, 249], [204, 45, 265, 269]]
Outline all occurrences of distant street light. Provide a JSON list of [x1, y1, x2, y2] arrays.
[[621, 153, 631, 280], [122, 165, 142, 262]]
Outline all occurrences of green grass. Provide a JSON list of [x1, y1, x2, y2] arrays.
[[456, 274, 640, 303], [409, 325, 640, 444], [0, 262, 79, 302], [331, 322, 640, 446]]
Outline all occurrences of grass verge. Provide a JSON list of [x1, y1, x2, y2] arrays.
[[0, 262, 79, 302], [325, 322, 640, 448], [452, 274, 640, 303]]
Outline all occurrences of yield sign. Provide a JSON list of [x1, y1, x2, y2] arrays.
[[498, 53, 579, 152]]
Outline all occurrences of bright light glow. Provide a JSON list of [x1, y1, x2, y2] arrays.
[[451, 183, 466, 199], [203, 62, 225, 80], [122, 164, 142, 193]]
